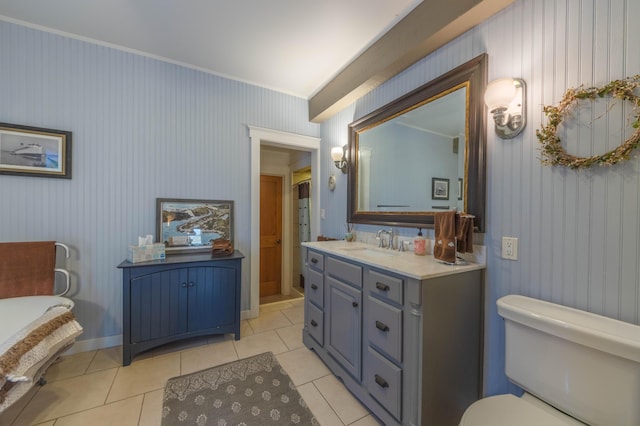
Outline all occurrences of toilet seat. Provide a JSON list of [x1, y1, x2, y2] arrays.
[[459, 394, 586, 426]]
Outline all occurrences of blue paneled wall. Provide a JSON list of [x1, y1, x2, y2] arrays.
[[0, 20, 319, 347], [320, 0, 640, 395]]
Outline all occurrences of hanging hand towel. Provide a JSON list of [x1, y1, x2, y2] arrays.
[[455, 214, 474, 253], [434, 211, 457, 263]]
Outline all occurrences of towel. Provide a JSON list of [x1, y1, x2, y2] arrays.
[[434, 211, 457, 263], [0, 242, 56, 299], [456, 215, 475, 253]]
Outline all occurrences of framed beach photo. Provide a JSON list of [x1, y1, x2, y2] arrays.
[[0, 123, 72, 179], [432, 177, 449, 200], [156, 198, 234, 254]]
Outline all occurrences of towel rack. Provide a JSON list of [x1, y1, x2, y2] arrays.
[[54, 242, 71, 297]]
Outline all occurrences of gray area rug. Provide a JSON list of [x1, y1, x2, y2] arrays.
[[162, 352, 319, 425]]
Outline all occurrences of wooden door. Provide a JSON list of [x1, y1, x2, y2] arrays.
[[260, 175, 282, 297]]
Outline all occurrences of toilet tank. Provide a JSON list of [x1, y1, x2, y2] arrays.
[[497, 295, 640, 426]]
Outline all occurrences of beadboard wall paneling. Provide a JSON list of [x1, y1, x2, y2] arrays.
[[320, 0, 640, 395], [0, 19, 319, 343]]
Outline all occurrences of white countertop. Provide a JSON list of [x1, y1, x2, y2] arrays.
[[302, 240, 486, 280]]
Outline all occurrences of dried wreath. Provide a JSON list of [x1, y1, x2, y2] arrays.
[[536, 75, 640, 169]]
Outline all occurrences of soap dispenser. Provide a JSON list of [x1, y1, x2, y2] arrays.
[[414, 228, 426, 256]]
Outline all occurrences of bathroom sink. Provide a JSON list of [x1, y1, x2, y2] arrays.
[[338, 246, 399, 257]]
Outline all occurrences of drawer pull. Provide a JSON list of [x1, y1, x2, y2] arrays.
[[375, 282, 390, 292], [311, 284, 318, 290], [374, 374, 389, 388], [310, 320, 318, 327], [352, 301, 359, 308], [375, 321, 390, 332], [311, 258, 318, 264]]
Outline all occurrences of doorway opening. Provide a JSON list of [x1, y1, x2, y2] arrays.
[[248, 126, 320, 319]]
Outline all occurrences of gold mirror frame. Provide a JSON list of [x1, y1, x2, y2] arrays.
[[347, 53, 487, 231]]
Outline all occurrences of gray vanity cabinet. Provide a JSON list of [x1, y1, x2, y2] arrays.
[[303, 246, 483, 426]]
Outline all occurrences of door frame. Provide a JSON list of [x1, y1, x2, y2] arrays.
[[248, 126, 320, 319]]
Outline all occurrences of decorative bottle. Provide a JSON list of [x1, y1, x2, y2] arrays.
[[414, 228, 426, 256]]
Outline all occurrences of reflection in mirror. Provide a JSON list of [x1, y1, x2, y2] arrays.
[[348, 53, 487, 231], [357, 85, 467, 212]]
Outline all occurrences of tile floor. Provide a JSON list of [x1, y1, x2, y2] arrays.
[[1, 299, 381, 426]]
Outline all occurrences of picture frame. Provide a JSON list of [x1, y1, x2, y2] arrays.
[[432, 177, 450, 200], [0, 123, 72, 179], [458, 178, 463, 200], [156, 198, 234, 254]]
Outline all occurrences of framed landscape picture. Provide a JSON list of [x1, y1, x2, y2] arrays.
[[431, 177, 449, 200], [0, 123, 72, 179], [156, 198, 234, 254]]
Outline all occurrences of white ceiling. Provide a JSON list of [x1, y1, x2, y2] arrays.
[[0, 0, 421, 99]]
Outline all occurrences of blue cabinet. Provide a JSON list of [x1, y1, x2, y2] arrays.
[[119, 251, 243, 365]]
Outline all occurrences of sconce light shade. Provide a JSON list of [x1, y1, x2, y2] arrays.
[[331, 145, 348, 174], [484, 78, 526, 139]]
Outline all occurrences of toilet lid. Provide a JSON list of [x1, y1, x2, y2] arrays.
[[459, 394, 584, 426]]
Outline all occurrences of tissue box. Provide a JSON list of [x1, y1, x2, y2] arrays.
[[128, 243, 166, 263]]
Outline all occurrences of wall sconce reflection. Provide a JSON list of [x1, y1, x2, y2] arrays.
[[484, 78, 526, 139], [331, 145, 348, 174]]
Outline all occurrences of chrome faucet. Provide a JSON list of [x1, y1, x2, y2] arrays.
[[376, 228, 394, 249]]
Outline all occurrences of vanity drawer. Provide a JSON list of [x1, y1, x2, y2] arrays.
[[307, 250, 324, 271], [306, 302, 324, 345], [367, 296, 402, 362], [367, 270, 403, 305], [306, 268, 324, 308], [365, 346, 402, 421], [327, 256, 362, 288]]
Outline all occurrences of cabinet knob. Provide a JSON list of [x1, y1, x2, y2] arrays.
[[374, 374, 389, 388], [181, 282, 187, 288], [375, 282, 390, 292], [352, 301, 359, 308], [311, 258, 318, 264], [188, 282, 195, 287], [375, 321, 390, 332], [311, 284, 318, 290], [310, 319, 318, 327]]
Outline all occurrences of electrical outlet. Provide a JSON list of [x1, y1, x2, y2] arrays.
[[502, 237, 518, 260]]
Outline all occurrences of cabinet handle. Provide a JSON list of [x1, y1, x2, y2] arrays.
[[181, 282, 187, 288], [310, 319, 318, 327], [376, 282, 390, 292], [188, 282, 195, 287], [375, 321, 390, 332], [311, 258, 318, 264], [352, 301, 359, 308], [374, 374, 389, 388], [311, 284, 318, 290]]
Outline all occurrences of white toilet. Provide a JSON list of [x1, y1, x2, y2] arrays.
[[460, 294, 640, 426]]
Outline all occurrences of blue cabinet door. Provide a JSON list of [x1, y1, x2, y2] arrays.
[[325, 275, 362, 380], [187, 266, 237, 331], [130, 268, 188, 343]]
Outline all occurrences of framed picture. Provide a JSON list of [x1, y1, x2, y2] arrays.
[[458, 178, 463, 200], [156, 198, 234, 254], [0, 123, 72, 179], [432, 177, 449, 200]]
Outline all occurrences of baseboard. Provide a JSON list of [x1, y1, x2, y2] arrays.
[[68, 311, 256, 355], [65, 334, 123, 355]]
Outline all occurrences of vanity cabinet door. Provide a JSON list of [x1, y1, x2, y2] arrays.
[[130, 268, 189, 343], [325, 275, 362, 381], [186, 266, 237, 332]]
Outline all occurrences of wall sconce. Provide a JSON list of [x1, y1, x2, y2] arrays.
[[484, 78, 526, 139], [331, 145, 348, 174]]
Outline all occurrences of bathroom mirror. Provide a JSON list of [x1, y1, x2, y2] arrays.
[[347, 53, 487, 231]]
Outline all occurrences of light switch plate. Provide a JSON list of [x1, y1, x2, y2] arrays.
[[502, 237, 518, 260]]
